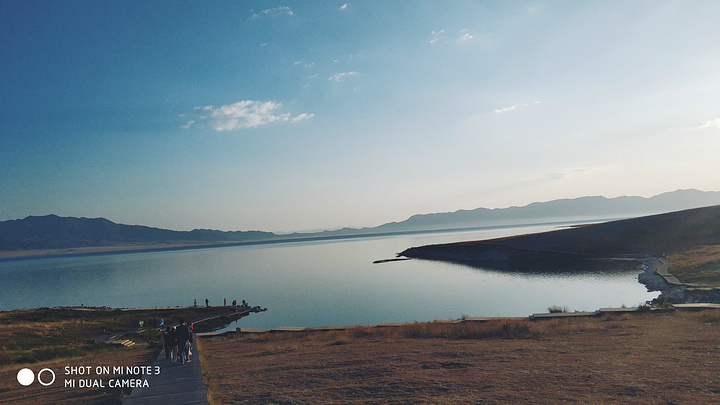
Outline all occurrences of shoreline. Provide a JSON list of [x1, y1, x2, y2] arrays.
[[639, 257, 720, 304], [0, 242, 225, 261]]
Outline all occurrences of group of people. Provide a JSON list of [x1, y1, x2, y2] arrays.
[[161, 320, 194, 364], [193, 298, 248, 308]]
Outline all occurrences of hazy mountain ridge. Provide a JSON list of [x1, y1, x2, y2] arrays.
[[0, 214, 276, 251], [1, 189, 719, 252], [376, 189, 720, 231]]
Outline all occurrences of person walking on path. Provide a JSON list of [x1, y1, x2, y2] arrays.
[[205, 298, 209, 307], [163, 327, 178, 362], [176, 321, 193, 364]]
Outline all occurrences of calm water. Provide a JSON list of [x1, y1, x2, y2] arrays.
[[0, 222, 658, 329]]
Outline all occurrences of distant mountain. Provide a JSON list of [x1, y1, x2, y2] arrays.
[[0, 214, 277, 251], [372, 189, 720, 232], [1, 189, 719, 253]]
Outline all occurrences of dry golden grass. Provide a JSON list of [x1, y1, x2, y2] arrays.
[[669, 244, 720, 286], [0, 345, 158, 405], [199, 311, 720, 404], [0, 306, 243, 404]]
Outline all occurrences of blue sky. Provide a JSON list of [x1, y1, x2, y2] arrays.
[[1, 1, 719, 232]]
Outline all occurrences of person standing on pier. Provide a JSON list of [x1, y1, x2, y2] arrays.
[[205, 298, 209, 307]]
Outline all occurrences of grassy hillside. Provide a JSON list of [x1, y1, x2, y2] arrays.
[[402, 205, 720, 282]]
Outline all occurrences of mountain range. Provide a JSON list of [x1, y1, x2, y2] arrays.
[[1, 189, 719, 253]]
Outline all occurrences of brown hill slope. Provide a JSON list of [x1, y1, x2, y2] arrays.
[[401, 205, 720, 271]]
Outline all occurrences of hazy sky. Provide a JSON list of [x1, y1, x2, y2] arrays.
[[2, 1, 719, 232]]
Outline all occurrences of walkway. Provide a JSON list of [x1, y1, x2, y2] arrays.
[[120, 306, 262, 404], [122, 337, 208, 405], [654, 257, 682, 285]]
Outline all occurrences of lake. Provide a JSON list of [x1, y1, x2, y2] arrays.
[[0, 222, 658, 329]]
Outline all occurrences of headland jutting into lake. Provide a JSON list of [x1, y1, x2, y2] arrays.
[[400, 205, 720, 304]]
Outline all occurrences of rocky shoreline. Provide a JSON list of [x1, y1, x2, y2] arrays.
[[640, 258, 720, 305]]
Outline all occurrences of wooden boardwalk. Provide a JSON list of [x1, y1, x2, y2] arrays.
[[123, 337, 208, 405], [121, 307, 260, 405]]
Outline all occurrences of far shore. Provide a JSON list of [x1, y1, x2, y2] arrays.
[[0, 219, 603, 262], [0, 242, 227, 261]]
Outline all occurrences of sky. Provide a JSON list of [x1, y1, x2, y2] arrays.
[[1, 1, 719, 233]]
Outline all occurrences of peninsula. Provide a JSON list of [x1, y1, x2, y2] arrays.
[[400, 205, 720, 303]]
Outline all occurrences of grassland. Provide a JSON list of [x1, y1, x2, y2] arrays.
[[668, 244, 720, 287], [0, 306, 245, 404], [199, 310, 720, 404], [6, 307, 720, 404]]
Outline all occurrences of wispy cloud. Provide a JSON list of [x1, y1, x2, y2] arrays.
[[494, 101, 541, 114], [429, 29, 445, 44], [181, 120, 195, 129], [695, 117, 720, 130], [429, 29, 475, 44], [328, 71, 359, 81], [294, 61, 315, 69], [522, 167, 603, 185], [458, 29, 474, 42], [430, 29, 496, 49], [193, 101, 312, 131], [339, 3, 350, 10], [290, 113, 313, 123], [249, 6, 294, 20]]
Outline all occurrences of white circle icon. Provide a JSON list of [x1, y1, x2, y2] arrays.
[[38, 368, 56, 386], [17, 368, 34, 386]]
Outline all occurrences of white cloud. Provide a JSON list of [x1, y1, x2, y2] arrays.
[[328, 71, 359, 81], [294, 61, 315, 69], [250, 6, 294, 20], [339, 3, 349, 10], [429, 29, 445, 44], [181, 120, 195, 129], [459, 29, 474, 42], [494, 101, 541, 114], [494, 104, 520, 114], [696, 117, 720, 130], [521, 167, 606, 185], [193, 101, 312, 131], [290, 113, 314, 123]]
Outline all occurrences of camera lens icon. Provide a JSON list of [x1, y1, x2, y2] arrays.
[[17, 368, 56, 386]]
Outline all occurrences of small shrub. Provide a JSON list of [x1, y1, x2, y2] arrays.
[[328, 336, 352, 346], [548, 305, 569, 313]]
